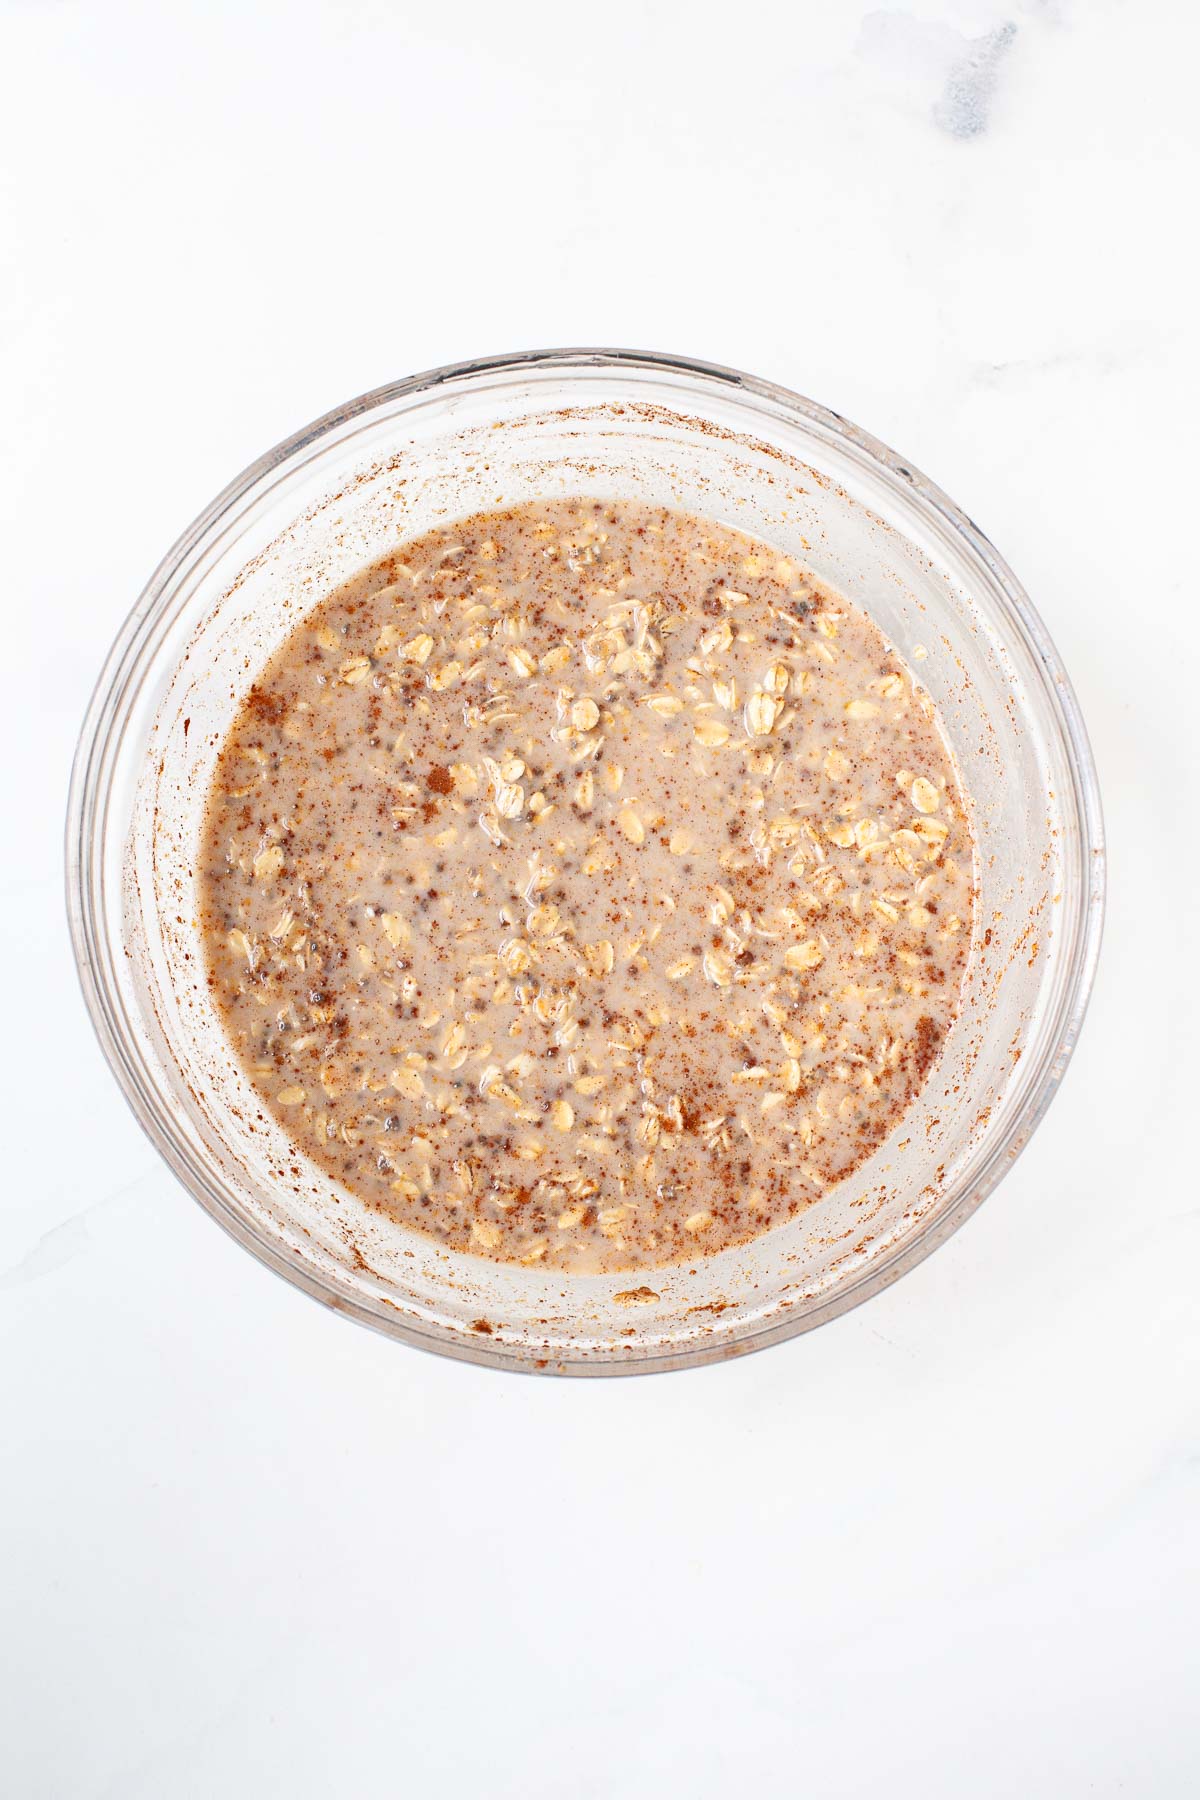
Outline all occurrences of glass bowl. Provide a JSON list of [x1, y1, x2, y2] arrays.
[[66, 349, 1105, 1375]]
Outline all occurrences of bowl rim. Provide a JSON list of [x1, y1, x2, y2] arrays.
[[65, 346, 1107, 1375]]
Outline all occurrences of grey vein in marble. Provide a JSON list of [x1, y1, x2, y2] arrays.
[[858, 10, 1018, 138], [968, 338, 1147, 387], [934, 21, 1017, 137], [0, 1173, 156, 1293]]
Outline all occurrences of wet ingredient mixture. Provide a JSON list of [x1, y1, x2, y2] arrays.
[[200, 502, 974, 1271]]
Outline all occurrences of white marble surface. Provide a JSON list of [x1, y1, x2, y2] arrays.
[[2, 0, 1197, 1793]]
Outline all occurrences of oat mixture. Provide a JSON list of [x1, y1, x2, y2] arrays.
[[200, 501, 974, 1271]]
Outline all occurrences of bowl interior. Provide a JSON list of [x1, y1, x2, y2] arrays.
[[80, 356, 1100, 1371]]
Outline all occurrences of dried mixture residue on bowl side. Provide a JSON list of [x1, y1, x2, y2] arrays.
[[199, 501, 974, 1271]]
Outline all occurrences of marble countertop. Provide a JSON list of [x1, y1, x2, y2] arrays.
[[2, 1, 1196, 1793]]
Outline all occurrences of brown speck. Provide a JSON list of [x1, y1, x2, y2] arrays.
[[614, 1286, 660, 1305]]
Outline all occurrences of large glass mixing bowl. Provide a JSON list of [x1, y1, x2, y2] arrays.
[[66, 350, 1105, 1373]]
